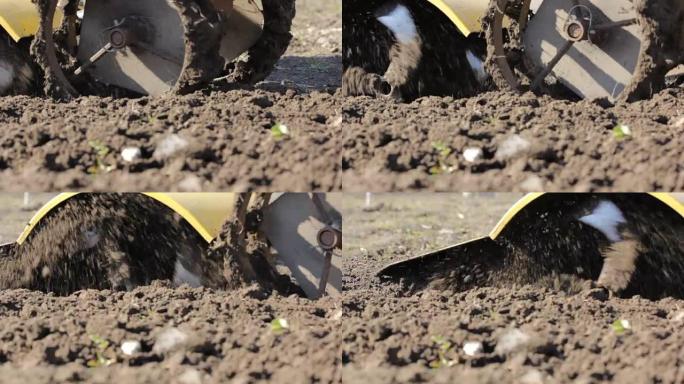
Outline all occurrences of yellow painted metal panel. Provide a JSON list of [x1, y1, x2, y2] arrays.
[[488, 192, 545, 239], [16, 192, 80, 244], [143, 192, 235, 242], [488, 193, 684, 240], [16, 192, 236, 245], [426, 0, 488, 36], [0, 0, 61, 42]]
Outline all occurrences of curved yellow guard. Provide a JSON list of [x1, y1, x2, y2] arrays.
[[489, 193, 684, 240], [16, 192, 236, 245], [0, 0, 63, 42], [426, 0, 488, 36]]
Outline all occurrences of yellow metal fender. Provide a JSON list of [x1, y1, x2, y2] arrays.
[[16, 192, 237, 244], [379, 193, 684, 275], [426, 0, 488, 36], [0, 0, 63, 42], [488, 192, 684, 239]]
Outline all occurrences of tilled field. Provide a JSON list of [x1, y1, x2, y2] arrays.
[[342, 87, 684, 192], [0, 285, 342, 384], [342, 193, 684, 383], [0, 0, 342, 191], [0, 193, 342, 383]]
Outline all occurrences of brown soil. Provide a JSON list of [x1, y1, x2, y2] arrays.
[[0, 0, 341, 191], [0, 194, 341, 383], [0, 284, 341, 383], [342, 87, 684, 192], [342, 193, 684, 383]]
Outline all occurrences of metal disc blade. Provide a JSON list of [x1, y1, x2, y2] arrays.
[[260, 194, 342, 299], [523, 0, 642, 100], [78, 0, 186, 95]]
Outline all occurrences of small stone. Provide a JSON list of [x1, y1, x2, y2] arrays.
[[178, 175, 203, 192], [672, 311, 684, 322], [520, 175, 544, 192], [462, 341, 483, 356], [331, 310, 343, 321], [674, 116, 684, 128], [463, 147, 483, 163], [495, 329, 532, 355], [495, 135, 531, 160], [520, 369, 545, 384], [121, 147, 142, 162], [120, 340, 142, 356], [153, 327, 188, 354], [177, 369, 202, 384], [154, 135, 189, 160]]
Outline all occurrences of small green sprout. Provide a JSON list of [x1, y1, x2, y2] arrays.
[[271, 123, 290, 141], [87, 334, 114, 368], [612, 123, 632, 140], [429, 335, 456, 369], [611, 319, 632, 335], [429, 141, 456, 175], [87, 140, 115, 174], [270, 318, 290, 334]]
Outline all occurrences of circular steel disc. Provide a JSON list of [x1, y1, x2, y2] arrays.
[[77, 0, 186, 96], [522, 0, 642, 100]]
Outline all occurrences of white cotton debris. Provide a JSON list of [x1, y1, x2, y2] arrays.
[[375, 4, 418, 43], [495, 328, 532, 354], [153, 134, 189, 160], [463, 147, 483, 163], [578, 200, 627, 242], [462, 341, 483, 356], [153, 327, 189, 354], [495, 135, 531, 160], [121, 147, 142, 162], [120, 340, 142, 356]]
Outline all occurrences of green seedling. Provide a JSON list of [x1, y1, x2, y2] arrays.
[[429, 141, 456, 175], [87, 334, 114, 368], [612, 123, 632, 140], [271, 123, 290, 141], [271, 318, 290, 335], [429, 335, 456, 369], [611, 319, 632, 335], [87, 140, 115, 174]]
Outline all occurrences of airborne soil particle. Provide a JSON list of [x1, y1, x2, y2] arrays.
[[342, 193, 684, 383], [342, 87, 684, 191]]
